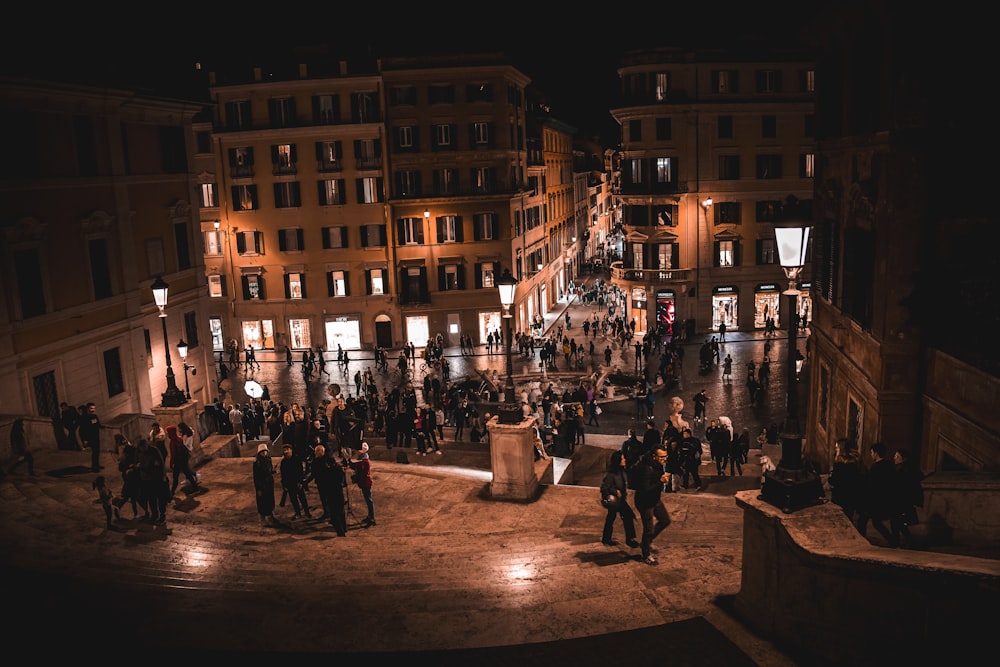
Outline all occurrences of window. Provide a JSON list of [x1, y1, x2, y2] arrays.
[[204, 229, 223, 256], [242, 273, 266, 300], [269, 97, 296, 128], [89, 237, 112, 299], [655, 118, 671, 141], [242, 319, 275, 349], [473, 122, 490, 145], [355, 139, 380, 169], [713, 70, 738, 93], [439, 264, 460, 290], [272, 143, 296, 173], [313, 94, 339, 124], [466, 83, 493, 102], [654, 72, 669, 101], [756, 69, 780, 93], [436, 215, 461, 243], [718, 115, 733, 139], [237, 230, 263, 255], [146, 238, 165, 278], [761, 115, 777, 139], [717, 240, 735, 267], [285, 272, 305, 299], [756, 154, 783, 179], [628, 158, 644, 184], [434, 124, 454, 149], [631, 243, 644, 270], [801, 153, 815, 178], [103, 347, 125, 398], [434, 168, 458, 195], [225, 100, 251, 130], [195, 131, 211, 154], [755, 200, 782, 222], [389, 85, 416, 106], [322, 226, 347, 249], [398, 217, 424, 245], [273, 181, 301, 208], [366, 268, 386, 295], [429, 84, 455, 104], [396, 125, 414, 149], [360, 224, 387, 247], [654, 204, 677, 227], [655, 157, 675, 184], [230, 147, 254, 177], [655, 243, 676, 269], [208, 274, 226, 297], [317, 141, 342, 171], [200, 182, 218, 208], [183, 311, 199, 349], [473, 213, 497, 240], [629, 119, 642, 141], [356, 177, 384, 204], [210, 317, 224, 350], [471, 167, 494, 193], [395, 170, 421, 197], [716, 202, 741, 225], [328, 270, 350, 297], [803, 69, 816, 93], [804, 114, 815, 138], [318, 179, 345, 206], [232, 184, 258, 211], [351, 92, 378, 123], [758, 238, 777, 264], [278, 228, 304, 252], [288, 319, 311, 350], [719, 155, 740, 180], [479, 262, 495, 288]]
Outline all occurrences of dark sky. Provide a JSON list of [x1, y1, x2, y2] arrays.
[[3, 4, 827, 141]]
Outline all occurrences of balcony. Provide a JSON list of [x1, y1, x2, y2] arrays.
[[610, 262, 692, 287]]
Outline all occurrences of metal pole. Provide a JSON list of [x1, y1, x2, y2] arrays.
[[505, 314, 515, 405], [160, 314, 186, 407]]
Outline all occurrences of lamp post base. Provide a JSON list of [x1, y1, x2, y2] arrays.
[[497, 401, 522, 425], [759, 465, 825, 514], [161, 387, 188, 408]]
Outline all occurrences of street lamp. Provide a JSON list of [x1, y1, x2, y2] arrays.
[[177, 338, 196, 400], [151, 276, 187, 408], [496, 269, 521, 425], [759, 203, 824, 513]]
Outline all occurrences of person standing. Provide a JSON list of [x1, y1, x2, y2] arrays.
[[856, 442, 898, 547], [828, 438, 866, 523], [79, 402, 103, 472], [169, 423, 200, 496], [348, 442, 376, 527], [285, 344, 294, 366], [278, 444, 311, 519], [722, 354, 733, 384], [253, 443, 279, 526], [60, 402, 82, 450], [7, 418, 35, 476], [92, 475, 117, 530], [137, 438, 168, 525], [692, 390, 708, 423], [634, 446, 672, 565], [891, 448, 924, 549], [228, 403, 245, 445], [678, 427, 703, 491], [599, 450, 639, 547], [706, 419, 727, 476]]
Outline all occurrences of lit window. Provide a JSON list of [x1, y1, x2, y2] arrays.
[[481, 262, 495, 288], [719, 240, 735, 267], [287, 272, 303, 299], [208, 275, 225, 297], [204, 230, 222, 256], [330, 270, 347, 297], [200, 183, 217, 208]]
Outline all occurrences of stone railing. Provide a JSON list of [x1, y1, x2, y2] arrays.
[[609, 262, 692, 286]]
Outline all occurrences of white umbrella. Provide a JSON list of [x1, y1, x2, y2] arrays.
[[244, 380, 263, 399]]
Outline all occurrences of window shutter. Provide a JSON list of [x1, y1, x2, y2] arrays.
[[398, 270, 409, 304], [378, 225, 387, 246], [257, 277, 266, 300], [734, 241, 741, 267], [457, 265, 466, 290], [438, 265, 446, 289], [473, 217, 480, 241], [468, 123, 476, 148], [342, 271, 351, 296], [220, 275, 227, 296], [317, 182, 326, 207], [414, 220, 424, 244], [418, 267, 429, 302], [353, 140, 361, 159], [241, 276, 251, 300], [454, 216, 464, 242], [373, 139, 381, 156], [490, 215, 498, 240], [474, 262, 483, 289], [355, 179, 364, 203], [315, 142, 323, 161], [236, 233, 247, 254], [290, 144, 297, 162], [322, 228, 331, 249], [284, 274, 291, 298], [756, 239, 764, 264], [713, 242, 721, 267], [327, 272, 335, 297], [360, 225, 369, 248], [436, 218, 445, 243], [487, 122, 495, 148], [271, 144, 279, 164], [300, 275, 307, 299], [279, 230, 287, 251], [365, 270, 372, 294], [228, 148, 237, 167], [296, 228, 304, 250], [671, 243, 680, 269], [338, 227, 347, 248]]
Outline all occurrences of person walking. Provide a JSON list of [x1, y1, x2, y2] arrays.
[[692, 390, 708, 423], [307, 445, 347, 536], [599, 450, 639, 547], [856, 442, 898, 547], [634, 446, 672, 565], [6, 418, 35, 476], [137, 438, 168, 525], [168, 423, 200, 497], [891, 447, 924, 549], [278, 444, 311, 519], [253, 443, 279, 527], [228, 403, 245, 445], [92, 475, 118, 530], [678, 427, 703, 491], [706, 419, 728, 476], [60, 402, 81, 450], [79, 402, 103, 472], [348, 442, 376, 527], [722, 353, 733, 384]]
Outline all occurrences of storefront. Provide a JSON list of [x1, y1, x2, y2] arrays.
[[798, 281, 813, 328], [655, 289, 677, 337], [404, 315, 429, 348], [324, 316, 361, 350], [479, 310, 502, 344], [630, 286, 647, 334], [711, 286, 739, 332], [754, 283, 782, 330]]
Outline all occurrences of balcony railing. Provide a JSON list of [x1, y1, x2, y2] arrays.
[[610, 262, 692, 286]]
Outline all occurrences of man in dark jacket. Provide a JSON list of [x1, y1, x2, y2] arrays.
[[633, 446, 672, 565], [856, 442, 898, 547], [678, 428, 703, 491], [307, 445, 348, 536]]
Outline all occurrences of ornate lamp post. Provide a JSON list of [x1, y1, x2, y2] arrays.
[[759, 202, 824, 512], [151, 276, 187, 408], [496, 269, 521, 425], [177, 338, 195, 400]]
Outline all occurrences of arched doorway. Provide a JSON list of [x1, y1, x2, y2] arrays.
[[375, 314, 393, 349]]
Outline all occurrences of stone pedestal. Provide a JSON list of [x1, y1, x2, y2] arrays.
[[486, 415, 539, 501], [152, 400, 203, 459]]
